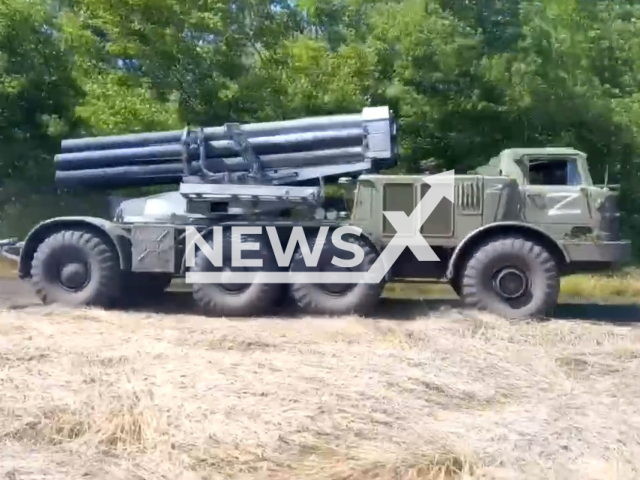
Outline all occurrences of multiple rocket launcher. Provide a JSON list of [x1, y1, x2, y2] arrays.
[[54, 106, 398, 189]]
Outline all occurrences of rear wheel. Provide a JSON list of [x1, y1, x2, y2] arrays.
[[459, 235, 559, 319], [190, 230, 283, 317], [30, 229, 121, 307], [289, 232, 383, 316]]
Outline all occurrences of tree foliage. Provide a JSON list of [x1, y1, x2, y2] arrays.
[[3, 0, 640, 245]]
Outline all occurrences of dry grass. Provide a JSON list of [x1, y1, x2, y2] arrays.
[[384, 270, 640, 302], [1, 304, 639, 479], [561, 268, 640, 300], [0, 257, 16, 278]]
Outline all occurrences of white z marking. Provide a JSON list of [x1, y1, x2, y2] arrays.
[[546, 192, 582, 216]]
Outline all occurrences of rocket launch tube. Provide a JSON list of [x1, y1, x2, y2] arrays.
[[55, 161, 378, 190], [54, 128, 363, 171], [56, 164, 185, 188], [54, 147, 366, 189], [53, 106, 397, 189], [60, 114, 364, 153]]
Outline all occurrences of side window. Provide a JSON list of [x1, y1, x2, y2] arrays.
[[566, 159, 582, 185], [528, 159, 582, 186]]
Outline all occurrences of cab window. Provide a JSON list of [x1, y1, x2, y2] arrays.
[[528, 158, 582, 186]]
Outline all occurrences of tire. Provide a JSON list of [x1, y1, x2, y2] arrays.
[[459, 235, 560, 319], [190, 229, 283, 317], [274, 283, 293, 309], [30, 228, 121, 307], [289, 231, 383, 316]]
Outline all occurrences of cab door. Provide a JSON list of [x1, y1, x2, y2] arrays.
[[522, 157, 592, 226]]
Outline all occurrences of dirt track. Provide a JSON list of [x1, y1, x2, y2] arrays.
[[2, 278, 640, 479], [0, 277, 36, 305], [2, 276, 640, 323]]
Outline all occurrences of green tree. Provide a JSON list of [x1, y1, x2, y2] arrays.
[[0, 0, 80, 181]]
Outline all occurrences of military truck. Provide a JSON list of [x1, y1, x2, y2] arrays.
[[0, 107, 631, 319]]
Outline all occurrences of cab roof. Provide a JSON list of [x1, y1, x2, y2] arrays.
[[499, 147, 586, 161]]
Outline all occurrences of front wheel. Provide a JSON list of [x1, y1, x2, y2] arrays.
[[459, 236, 560, 319], [30, 229, 121, 307]]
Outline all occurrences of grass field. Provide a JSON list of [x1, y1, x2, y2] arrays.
[[1, 306, 640, 479], [1, 257, 640, 479]]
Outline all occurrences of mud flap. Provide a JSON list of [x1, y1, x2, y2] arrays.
[[0, 238, 23, 263]]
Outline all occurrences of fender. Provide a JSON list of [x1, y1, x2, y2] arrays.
[[446, 221, 570, 280], [18, 216, 132, 279]]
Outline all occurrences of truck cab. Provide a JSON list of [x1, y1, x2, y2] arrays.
[[348, 147, 630, 318], [479, 148, 621, 243], [352, 147, 626, 255]]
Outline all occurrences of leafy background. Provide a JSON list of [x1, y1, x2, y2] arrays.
[[2, 0, 640, 256]]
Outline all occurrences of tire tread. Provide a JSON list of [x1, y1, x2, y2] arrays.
[[190, 230, 282, 317], [460, 235, 559, 319], [290, 235, 383, 316], [31, 228, 120, 307]]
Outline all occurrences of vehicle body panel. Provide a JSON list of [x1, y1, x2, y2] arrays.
[[350, 147, 630, 280]]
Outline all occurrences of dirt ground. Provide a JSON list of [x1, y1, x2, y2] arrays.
[[1, 278, 640, 479]]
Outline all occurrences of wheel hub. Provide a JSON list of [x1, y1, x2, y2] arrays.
[[319, 263, 353, 295], [59, 262, 89, 290], [493, 268, 528, 299], [219, 266, 250, 293]]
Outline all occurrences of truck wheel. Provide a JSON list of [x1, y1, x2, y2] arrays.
[[30, 229, 121, 307], [289, 233, 383, 316], [274, 284, 293, 309], [190, 230, 283, 317], [459, 236, 560, 319]]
